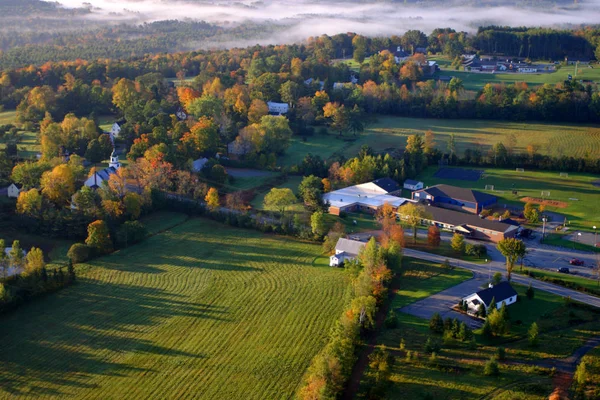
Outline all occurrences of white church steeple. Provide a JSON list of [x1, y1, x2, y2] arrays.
[[109, 149, 121, 169]]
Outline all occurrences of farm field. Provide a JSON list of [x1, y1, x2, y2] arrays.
[[0, 217, 349, 399], [283, 117, 600, 167], [357, 258, 600, 399], [359, 116, 600, 160], [416, 167, 600, 230]]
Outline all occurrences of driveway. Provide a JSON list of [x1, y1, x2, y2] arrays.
[[403, 248, 600, 309], [399, 273, 485, 329]]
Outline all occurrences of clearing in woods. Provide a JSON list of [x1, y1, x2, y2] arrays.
[[0, 217, 349, 399]]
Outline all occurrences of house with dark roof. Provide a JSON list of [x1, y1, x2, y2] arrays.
[[404, 205, 518, 243], [391, 46, 410, 63], [412, 184, 497, 214], [330, 238, 366, 267], [463, 282, 518, 314]]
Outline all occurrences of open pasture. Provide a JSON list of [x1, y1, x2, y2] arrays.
[[284, 117, 600, 167], [0, 110, 40, 159], [0, 217, 349, 399], [416, 167, 600, 230]]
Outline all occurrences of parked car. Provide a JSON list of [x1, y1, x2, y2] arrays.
[[517, 228, 534, 239], [557, 267, 570, 274], [569, 259, 584, 266]]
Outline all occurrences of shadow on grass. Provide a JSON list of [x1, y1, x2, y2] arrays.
[[0, 278, 225, 397]]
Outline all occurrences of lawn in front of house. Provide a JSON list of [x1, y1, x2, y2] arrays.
[[357, 257, 554, 400], [391, 257, 473, 309]]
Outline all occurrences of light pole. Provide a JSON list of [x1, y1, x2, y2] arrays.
[[594, 226, 597, 247], [542, 217, 548, 241]]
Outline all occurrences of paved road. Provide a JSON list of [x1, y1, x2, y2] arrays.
[[403, 248, 600, 308], [399, 273, 485, 329]]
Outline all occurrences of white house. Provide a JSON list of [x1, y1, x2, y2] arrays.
[[84, 150, 121, 188], [267, 102, 289, 115], [7, 183, 22, 198], [463, 282, 518, 314], [403, 179, 424, 191], [192, 157, 209, 173], [110, 123, 121, 138], [393, 46, 410, 64], [330, 238, 366, 267]]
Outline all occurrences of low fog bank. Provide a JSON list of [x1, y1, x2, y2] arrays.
[[48, 0, 600, 45]]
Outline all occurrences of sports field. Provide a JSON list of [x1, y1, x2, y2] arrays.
[[0, 217, 349, 399], [416, 167, 600, 230], [433, 56, 600, 91], [284, 117, 600, 166]]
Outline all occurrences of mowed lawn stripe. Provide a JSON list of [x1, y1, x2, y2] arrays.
[[0, 218, 348, 399]]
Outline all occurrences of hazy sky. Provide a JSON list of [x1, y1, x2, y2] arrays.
[[48, 0, 600, 40]]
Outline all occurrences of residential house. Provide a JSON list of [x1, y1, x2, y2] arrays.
[[7, 183, 22, 198], [84, 151, 121, 189], [267, 102, 289, 115], [323, 178, 412, 216], [392, 46, 410, 63], [110, 123, 121, 138], [403, 179, 423, 191], [463, 282, 518, 314], [404, 205, 518, 243], [412, 184, 497, 214], [329, 238, 366, 267], [192, 157, 209, 173]]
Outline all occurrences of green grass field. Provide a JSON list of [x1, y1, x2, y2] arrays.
[[358, 258, 600, 399], [436, 58, 600, 91], [0, 217, 349, 399], [541, 233, 600, 253], [416, 167, 600, 230], [358, 258, 554, 399], [391, 257, 472, 309], [284, 117, 600, 167], [517, 267, 600, 296], [362, 116, 600, 159], [0, 110, 40, 159]]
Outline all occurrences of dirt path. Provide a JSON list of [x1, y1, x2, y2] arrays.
[[341, 272, 402, 400]]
